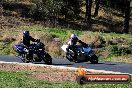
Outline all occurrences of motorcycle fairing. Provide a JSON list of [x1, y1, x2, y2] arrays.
[[61, 45, 68, 52], [14, 44, 24, 53], [82, 47, 91, 53]]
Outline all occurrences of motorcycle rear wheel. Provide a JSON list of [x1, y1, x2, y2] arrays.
[[32, 54, 42, 63], [90, 55, 98, 64]]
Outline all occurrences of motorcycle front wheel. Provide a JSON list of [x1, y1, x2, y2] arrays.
[[20, 53, 30, 63], [66, 52, 74, 62], [41, 53, 52, 65]]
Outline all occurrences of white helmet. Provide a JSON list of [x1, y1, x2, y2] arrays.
[[70, 34, 77, 39]]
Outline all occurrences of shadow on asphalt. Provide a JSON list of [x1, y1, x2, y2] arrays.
[[32, 62, 117, 66], [20, 61, 117, 66], [85, 62, 105, 65], [105, 63, 116, 65], [32, 62, 73, 65], [52, 63, 73, 65]]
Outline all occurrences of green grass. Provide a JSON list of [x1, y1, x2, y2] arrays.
[[1, 25, 132, 62], [100, 32, 132, 40], [12, 25, 132, 41], [105, 55, 132, 63], [0, 42, 14, 55], [17, 25, 83, 41], [0, 70, 131, 88]]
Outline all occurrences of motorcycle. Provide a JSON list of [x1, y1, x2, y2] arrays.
[[61, 43, 98, 64], [13, 40, 52, 65]]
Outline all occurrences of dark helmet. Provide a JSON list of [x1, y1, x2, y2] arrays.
[[23, 31, 29, 37]]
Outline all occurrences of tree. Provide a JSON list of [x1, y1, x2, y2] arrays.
[[94, 0, 100, 17], [0, 3, 3, 16], [32, 0, 64, 21], [61, 0, 81, 21], [85, 0, 92, 25], [123, 0, 130, 33]]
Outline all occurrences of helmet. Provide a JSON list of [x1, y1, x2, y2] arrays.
[[23, 31, 29, 37], [70, 34, 77, 39]]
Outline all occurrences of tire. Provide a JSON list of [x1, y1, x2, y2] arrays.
[[34, 59, 42, 62], [42, 53, 52, 65], [66, 50, 78, 62], [76, 75, 87, 85], [90, 54, 98, 64], [23, 59, 30, 63], [32, 54, 42, 62], [66, 52, 74, 62], [20, 56, 30, 63], [22, 54, 30, 63]]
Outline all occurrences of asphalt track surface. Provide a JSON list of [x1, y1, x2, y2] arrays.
[[0, 56, 132, 74]]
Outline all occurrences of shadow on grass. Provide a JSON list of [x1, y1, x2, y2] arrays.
[[57, 17, 124, 34]]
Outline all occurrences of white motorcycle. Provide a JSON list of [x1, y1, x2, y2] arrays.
[[61, 44, 98, 64]]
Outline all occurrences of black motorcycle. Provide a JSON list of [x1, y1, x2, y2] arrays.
[[13, 40, 52, 65], [61, 44, 98, 64]]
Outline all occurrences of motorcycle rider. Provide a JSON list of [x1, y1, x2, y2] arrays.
[[22, 31, 39, 60], [67, 34, 87, 61]]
